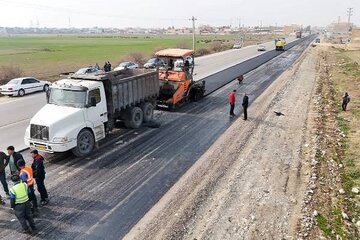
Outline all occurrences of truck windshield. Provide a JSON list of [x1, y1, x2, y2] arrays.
[[49, 88, 87, 108]]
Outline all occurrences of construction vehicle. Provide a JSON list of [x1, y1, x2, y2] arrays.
[[275, 38, 286, 51], [296, 31, 302, 38], [24, 69, 159, 157], [155, 48, 205, 108]]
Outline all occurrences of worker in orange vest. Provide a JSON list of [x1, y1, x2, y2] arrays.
[[17, 160, 38, 215]]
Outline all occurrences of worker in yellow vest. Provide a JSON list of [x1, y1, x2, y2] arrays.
[[17, 160, 38, 215], [9, 175, 36, 234]]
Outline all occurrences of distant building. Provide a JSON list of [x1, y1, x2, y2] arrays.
[[328, 22, 352, 34]]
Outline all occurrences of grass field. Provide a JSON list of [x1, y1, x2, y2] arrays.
[[0, 34, 278, 80]]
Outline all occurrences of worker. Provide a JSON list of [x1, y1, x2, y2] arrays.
[[31, 150, 49, 206], [9, 175, 36, 234], [342, 92, 350, 111], [0, 152, 10, 197], [17, 160, 38, 215], [242, 93, 249, 120], [229, 89, 236, 117], [7, 146, 24, 175]]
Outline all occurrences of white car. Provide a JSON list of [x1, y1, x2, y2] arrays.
[[257, 45, 266, 51], [114, 62, 139, 71], [0, 77, 50, 97], [72, 67, 102, 76]]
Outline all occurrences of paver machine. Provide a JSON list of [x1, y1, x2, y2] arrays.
[[275, 38, 286, 51], [155, 48, 205, 108]]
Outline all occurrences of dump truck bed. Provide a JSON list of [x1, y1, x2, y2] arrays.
[[70, 69, 159, 116]]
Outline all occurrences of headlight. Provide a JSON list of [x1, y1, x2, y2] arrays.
[[53, 137, 69, 143]]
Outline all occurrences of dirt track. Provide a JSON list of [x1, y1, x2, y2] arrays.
[[125, 45, 319, 239]]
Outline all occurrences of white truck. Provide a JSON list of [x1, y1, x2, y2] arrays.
[[24, 69, 159, 157]]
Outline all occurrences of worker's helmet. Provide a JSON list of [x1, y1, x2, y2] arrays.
[[17, 160, 25, 168], [11, 175, 20, 183]]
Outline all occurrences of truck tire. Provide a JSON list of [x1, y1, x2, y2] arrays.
[[72, 129, 95, 157], [126, 107, 143, 129], [141, 102, 154, 123]]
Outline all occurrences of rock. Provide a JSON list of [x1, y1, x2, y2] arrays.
[[351, 187, 359, 194], [356, 221, 360, 227], [342, 212, 349, 220], [339, 189, 345, 194], [313, 210, 318, 217]]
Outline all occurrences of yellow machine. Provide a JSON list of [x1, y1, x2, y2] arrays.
[[155, 48, 205, 108], [275, 38, 286, 51]]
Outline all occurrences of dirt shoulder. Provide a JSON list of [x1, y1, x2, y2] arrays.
[[125, 45, 319, 239]]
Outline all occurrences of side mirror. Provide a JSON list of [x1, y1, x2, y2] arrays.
[[90, 96, 97, 107]]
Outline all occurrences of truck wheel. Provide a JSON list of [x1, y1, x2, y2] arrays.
[[72, 129, 95, 157], [141, 102, 154, 123], [127, 107, 143, 129]]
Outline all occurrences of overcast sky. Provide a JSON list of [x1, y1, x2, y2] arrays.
[[0, 0, 359, 28]]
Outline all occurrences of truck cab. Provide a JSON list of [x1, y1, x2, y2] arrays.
[[24, 79, 108, 157]]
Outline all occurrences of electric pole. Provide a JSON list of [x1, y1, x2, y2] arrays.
[[347, 7, 353, 31], [189, 16, 197, 52]]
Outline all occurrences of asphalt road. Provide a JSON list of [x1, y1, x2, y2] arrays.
[[0, 37, 313, 239], [0, 37, 295, 152]]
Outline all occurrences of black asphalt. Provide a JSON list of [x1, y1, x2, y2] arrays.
[[0, 37, 314, 240]]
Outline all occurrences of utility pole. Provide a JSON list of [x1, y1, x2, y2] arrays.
[[189, 16, 197, 52], [347, 7, 353, 31]]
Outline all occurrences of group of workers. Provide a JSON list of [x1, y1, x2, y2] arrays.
[[229, 75, 249, 120], [0, 146, 48, 234]]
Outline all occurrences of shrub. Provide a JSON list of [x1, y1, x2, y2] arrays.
[[0, 66, 23, 85], [210, 41, 222, 52], [195, 48, 211, 57]]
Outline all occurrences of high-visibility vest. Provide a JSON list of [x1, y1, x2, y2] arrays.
[[10, 183, 29, 204], [20, 166, 34, 187]]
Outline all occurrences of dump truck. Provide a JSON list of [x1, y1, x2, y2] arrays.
[[155, 48, 205, 108], [24, 69, 159, 157], [275, 38, 286, 51], [296, 31, 302, 38]]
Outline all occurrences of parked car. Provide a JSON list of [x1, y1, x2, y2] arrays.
[[113, 61, 139, 71], [73, 67, 102, 76], [144, 58, 165, 69], [0, 77, 50, 97], [257, 45, 266, 51], [315, 38, 320, 43]]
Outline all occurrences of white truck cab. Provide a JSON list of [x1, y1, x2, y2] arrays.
[[24, 79, 108, 156]]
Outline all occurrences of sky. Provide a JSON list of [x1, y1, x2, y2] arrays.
[[0, 0, 359, 28]]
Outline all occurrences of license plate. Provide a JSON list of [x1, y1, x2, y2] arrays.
[[35, 145, 47, 150]]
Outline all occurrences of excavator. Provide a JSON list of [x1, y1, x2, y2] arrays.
[[155, 48, 205, 108]]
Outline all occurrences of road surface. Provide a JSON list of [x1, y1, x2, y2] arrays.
[[0, 37, 313, 239], [0, 37, 295, 152]]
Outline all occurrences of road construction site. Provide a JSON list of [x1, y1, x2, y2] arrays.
[[0, 36, 316, 239]]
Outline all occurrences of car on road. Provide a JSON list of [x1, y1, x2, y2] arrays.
[[257, 45, 266, 51], [113, 61, 139, 71], [233, 43, 242, 49], [144, 58, 165, 69], [0, 77, 50, 97], [72, 67, 102, 76], [315, 38, 320, 43]]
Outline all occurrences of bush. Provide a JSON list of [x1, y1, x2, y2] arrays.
[[210, 41, 222, 52], [0, 66, 23, 85], [128, 52, 146, 65], [195, 48, 211, 57]]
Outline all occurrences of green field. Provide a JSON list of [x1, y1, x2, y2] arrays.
[[0, 34, 238, 79]]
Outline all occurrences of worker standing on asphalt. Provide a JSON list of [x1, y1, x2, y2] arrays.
[[9, 175, 36, 234], [17, 160, 38, 215], [31, 150, 49, 205], [242, 93, 249, 120], [0, 152, 10, 197], [342, 92, 350, 111], [6, 146, 24, 175], [229, 89, 236, 117]]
